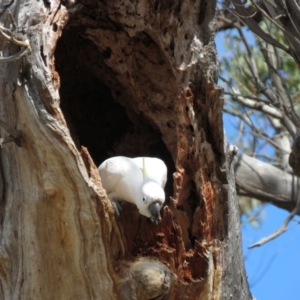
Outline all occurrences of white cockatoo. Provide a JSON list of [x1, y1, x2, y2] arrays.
[[98, 156, 167, 223]]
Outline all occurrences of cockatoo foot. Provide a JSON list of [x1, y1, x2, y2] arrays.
[[111, 201, 122, 219]]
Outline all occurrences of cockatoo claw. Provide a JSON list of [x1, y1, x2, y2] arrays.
[[111, 200, 122, 219]]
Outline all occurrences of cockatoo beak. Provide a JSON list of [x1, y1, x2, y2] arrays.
[[148, 202, 162, 224]]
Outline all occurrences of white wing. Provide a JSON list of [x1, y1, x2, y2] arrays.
[[132, 157, 167, 188], [98, 156, 143, 204]]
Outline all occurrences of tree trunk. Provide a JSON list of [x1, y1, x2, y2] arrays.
[[0, 1, 251, 299]]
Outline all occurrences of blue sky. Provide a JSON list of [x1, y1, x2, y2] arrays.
[[242, 204, 300, 300], [216, 32, 300, 300]]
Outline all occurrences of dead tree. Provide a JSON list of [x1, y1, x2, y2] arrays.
[[0, 0, 251, 299]]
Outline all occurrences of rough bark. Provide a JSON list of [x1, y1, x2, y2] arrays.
[[0, 0, 251, 299]]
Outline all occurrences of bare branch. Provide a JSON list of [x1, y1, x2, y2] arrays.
[[0, 46, 29, 63], [0, 25, 30, 47], [258, 37, 300, 128], [231, 0, 290, 53], [228, 86, 297, 137], [216, 3, 263, 31], [248, 194, 300, 248], [252, 1, 300, 47], [228, 88, 282, 119], [235, 153, 300, 212], [236, 118, 245, 145], [224, 107, 290, 153], [0, 24, 30, 63]]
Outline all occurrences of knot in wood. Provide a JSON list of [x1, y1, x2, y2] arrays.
[[43, 174, 57, 197], [120, 259, 173, 300], [132, 260, 171, 299]]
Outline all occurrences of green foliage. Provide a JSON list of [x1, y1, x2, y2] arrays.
[[221, 21, 300, 99]]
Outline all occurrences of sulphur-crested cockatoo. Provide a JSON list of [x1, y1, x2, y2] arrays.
[[98, 156, 167, 223]]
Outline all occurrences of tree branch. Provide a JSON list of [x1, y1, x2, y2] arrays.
[[234, 153, 300, 213], [231, 0, 290, 53], [0, 25, 29, 47], [226, 86, 297, 137], [224, 107, 289, 153], [216, 1, 263, 32], [0, 47, 29, 63], [248, 200, 299, 248], [0, 24, 30, 63], [227, 88, 282, 119]]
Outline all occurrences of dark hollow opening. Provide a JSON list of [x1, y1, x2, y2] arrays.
[[52, 5, 209, 282], [54, 26, 174, 198]]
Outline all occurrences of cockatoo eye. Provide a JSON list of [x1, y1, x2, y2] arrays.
[[143, 197, 146, 202]]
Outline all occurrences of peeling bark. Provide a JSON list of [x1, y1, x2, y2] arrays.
[[0, 0, 251, 299]]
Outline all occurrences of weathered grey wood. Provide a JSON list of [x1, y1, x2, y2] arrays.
[[222, 143, 251, 300], [235, 153, 299, 212], [0, 0, 252, 299]]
